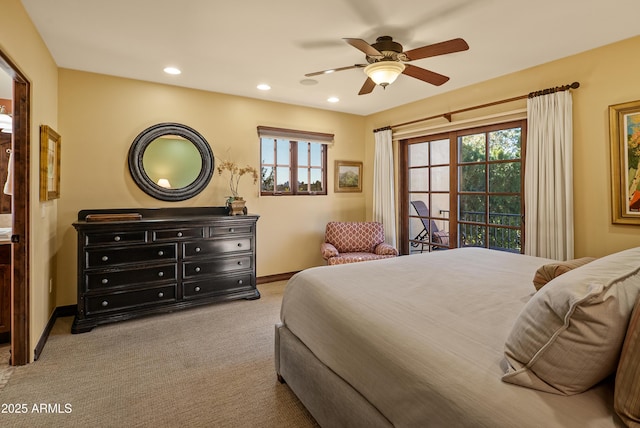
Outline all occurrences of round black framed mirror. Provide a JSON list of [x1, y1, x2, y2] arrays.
[[128, 122, 214, 201]]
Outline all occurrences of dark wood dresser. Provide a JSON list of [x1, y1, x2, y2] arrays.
[[72, 207, 259, 333]]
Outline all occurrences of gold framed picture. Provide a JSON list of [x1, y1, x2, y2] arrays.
[[40, 125, 61, 201], [335, 160, 362, 193], [610, 100, 640, 224]]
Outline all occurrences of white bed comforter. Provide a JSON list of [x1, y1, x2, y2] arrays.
[[280, 248, 621, 428]]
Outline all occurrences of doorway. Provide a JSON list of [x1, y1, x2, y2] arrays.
[[0, 68, 13, 346], [0, 50, 31, 366]]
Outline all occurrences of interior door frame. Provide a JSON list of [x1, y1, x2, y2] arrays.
[[0, 50, 31, 366]]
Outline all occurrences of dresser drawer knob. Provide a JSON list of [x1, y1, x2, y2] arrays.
[[194, 286, 201, 292], [237, 242, 242, 247], [177, 232, 183, 237], [101, 278, 109, 284], [195, 247, 201, 253], [158, 271, 164, 277], [158, 250, 164, 256], [101, 255, 109, 262], [158, 292, 164, 298], [195, 267, 201, 273], [101, 301, 108, 307], [238, 279, 243, 285], [229, 228, 235, 233], [237, 261, 243, 266], [114, 236, 121, 242]]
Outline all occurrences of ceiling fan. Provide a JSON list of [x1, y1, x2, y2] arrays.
[[305, 36, 469, 95]]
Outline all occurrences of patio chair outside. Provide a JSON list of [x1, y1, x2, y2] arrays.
[[410, 200, 449, 252]]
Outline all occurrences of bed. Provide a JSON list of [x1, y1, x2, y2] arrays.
[[275, 247, 640, 427]]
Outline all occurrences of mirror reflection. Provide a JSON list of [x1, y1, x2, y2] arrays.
[[142, 135, 202, 189]]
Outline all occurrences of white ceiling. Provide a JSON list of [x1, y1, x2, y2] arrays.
[[19, 0, 640, 116]]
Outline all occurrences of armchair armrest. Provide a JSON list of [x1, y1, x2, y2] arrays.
[[321, 242, 339, 260], [374, 243, 398, 256]]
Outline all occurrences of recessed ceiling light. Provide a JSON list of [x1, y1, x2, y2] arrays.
[[300, 79, 318, 86], [257, 84, 271, 91], [163, 67, 181, 75], [327, 97, 339, 103]]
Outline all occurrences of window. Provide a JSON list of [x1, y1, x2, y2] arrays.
[[258, 126, 331, 195], [457, 125, 523, 253], [401, 120, 526, 254]]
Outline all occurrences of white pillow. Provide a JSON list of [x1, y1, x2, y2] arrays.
[[502, 247, 640, 395]]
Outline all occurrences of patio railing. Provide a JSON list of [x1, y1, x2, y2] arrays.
[[459, 211, 521, 253]]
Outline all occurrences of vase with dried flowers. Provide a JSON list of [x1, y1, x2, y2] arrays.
[[217, 159, 259, 215]]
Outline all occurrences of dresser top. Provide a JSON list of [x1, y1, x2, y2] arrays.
[[73, 207, 259, 228]]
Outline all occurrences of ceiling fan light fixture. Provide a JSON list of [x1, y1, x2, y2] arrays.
[[364, 61, 405, 87]]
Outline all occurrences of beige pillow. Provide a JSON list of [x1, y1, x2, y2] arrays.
[[615, 296, 640, 426], [503, 247, 640, 395], [532, 257, 596, 290]]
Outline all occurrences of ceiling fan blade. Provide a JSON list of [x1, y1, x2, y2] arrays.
[[358, 77, 376, 95], [305, 64, 366, 77], [343, 38, 384, 58], [402, 64, 450, 86], [404, 38, 469, 61]]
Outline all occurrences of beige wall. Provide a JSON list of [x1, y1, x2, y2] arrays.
[[56, 70, 366, 306], [1, 0, 59, 361], [6, 0, 640, 361], [365, 35, 640, 258]]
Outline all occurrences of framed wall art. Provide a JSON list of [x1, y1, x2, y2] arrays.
[[335, 160, 362, 193], [610, 100, 640, 224], [40, 124, 61, 201]]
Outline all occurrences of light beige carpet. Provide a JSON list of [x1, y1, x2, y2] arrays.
[[0, 282, 318, 427], [0, 343, 12, 390]]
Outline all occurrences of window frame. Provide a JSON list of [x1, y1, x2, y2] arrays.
[[399, 119, 526, 254], [258, 126, 330, 196]]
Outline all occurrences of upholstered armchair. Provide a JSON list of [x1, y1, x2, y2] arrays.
[[321, 221, 398, 265]]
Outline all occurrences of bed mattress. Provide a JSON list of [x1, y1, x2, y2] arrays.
[[279, 248, 621, 427]]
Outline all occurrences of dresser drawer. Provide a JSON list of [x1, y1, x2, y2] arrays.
[[210, 224, 253, 236], [85, 264, 177, 290], [183, 273, 254, 299], [152, 227, 205, 241], [183, 255, 253, 278], [85, 285, 177, 315], [85, 231, 146, 246], [86, 244, 176, 268], [183, 238, 252, 258]]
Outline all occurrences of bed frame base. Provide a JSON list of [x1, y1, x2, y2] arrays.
[[275, 323, 392, 428]]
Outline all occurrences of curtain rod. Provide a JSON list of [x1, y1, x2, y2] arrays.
[[389, 81, 580, 129]]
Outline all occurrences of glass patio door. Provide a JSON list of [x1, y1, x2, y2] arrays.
[[406, 137, 451, 253], [401, 120, 526, 255], [457, 125, 523, 252]]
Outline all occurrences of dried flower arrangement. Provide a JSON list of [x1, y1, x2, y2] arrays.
[[217, 159, 259, 200]]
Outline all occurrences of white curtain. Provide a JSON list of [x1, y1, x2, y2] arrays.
[[373, 128, 397, 247], [524, 91, 574, 260]]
